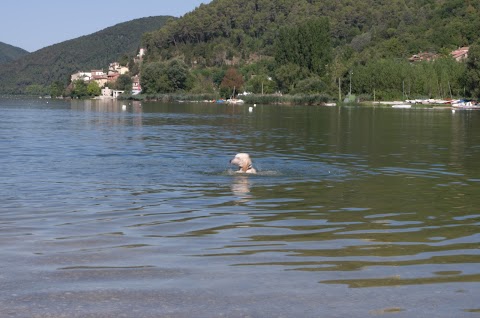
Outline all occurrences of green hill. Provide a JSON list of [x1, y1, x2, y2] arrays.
[[0, 16, 172, 94], [140, 0, 480, 100], [0, 42, 29, 64], [144, 0, 479, 63]]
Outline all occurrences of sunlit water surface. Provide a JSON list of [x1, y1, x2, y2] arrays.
[[1, 98, 479, 317]]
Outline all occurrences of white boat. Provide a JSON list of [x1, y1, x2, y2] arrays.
[[452, 100, 480, 109], [226, 86, 245, 104], [392, 104, 412, 109], [226, 98, 245, 104]]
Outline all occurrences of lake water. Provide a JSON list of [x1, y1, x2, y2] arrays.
[[1, 97, 479, 317]]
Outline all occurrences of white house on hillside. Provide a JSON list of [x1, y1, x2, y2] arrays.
[[91, 70, 108, 87], [91, 70, 105, 77], [109, 62, 129, 75], [101, 87, 125, 99], [71, 72, 92, 82], [134, 48, 146, 63], [101, 87, 113, 98], [451, 47, 469, 61]]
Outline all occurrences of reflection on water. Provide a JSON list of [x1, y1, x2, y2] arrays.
[[1, 98, 480, 317], [231, 175, 252, 196]]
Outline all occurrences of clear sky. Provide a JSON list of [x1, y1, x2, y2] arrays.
[[0, 0, 212, 52]]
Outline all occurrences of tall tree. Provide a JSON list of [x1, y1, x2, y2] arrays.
[[141, 62, 171, 94], [71, 80, 88, 98], [220, 68, 244, 97], [274, 63, 309, 94], [140, 59, 191, 94], [50, 81, 65, 98], [167, 60, 190, 91], [87, 81, 101, 96], [246, 74, 277, 94], [116, 74, 133, 92], [464, 42, 480, 98], [275, 18, 332, 75]]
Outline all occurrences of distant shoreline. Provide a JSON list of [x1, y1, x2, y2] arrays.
[[0, 94, 468, 109]]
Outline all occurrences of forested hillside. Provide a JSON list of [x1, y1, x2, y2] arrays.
[[0, 42, 29, 64], [0, 16, 172, 94], [145, 0, 477, 62], [141, 0, 480, 100]]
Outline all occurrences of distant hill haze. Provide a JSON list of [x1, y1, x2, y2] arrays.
[[0, 42, 29, 64], [0, 16, 172, 94]]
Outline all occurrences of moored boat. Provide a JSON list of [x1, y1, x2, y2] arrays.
[[226, 98, 245, 104], [451, 99, 480, 109]]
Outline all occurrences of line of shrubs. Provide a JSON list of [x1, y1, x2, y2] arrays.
[[125, 93, 332, 105]]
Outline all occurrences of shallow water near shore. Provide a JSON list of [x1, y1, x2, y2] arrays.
[[1, 97, 480, 317]]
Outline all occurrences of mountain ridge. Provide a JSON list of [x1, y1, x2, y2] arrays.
[[0, 16, 172, 94], [0, 42, 29, 64]]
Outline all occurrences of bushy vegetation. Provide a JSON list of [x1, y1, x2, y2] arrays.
[[352, 57, 466, 100], [141, 59, 191, 94], [274, 18, 332, 76], [127, 93, 218, 102], [242, 94, 330, 106], [65, 80, 101, 99], [464, 41, 480, 98]]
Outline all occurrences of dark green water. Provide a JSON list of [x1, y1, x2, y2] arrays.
[[1, 98, 479, 317]]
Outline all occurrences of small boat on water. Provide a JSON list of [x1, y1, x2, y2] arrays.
[[392, 104, 412, 109], [226, 98, 245, 105], [451, 99, 480, 109], [226, 86, 245, 105]]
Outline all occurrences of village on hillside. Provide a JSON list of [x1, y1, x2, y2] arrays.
[[68, 45, 471, 101], [408, 47, 469, 63], [70, 48, 145, 99]]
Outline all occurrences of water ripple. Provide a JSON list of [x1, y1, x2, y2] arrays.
[[2, 100, 480, 317]]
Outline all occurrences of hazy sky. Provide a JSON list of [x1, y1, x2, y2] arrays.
[[0, 0, 212, 52]]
